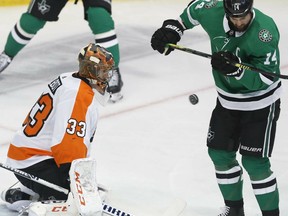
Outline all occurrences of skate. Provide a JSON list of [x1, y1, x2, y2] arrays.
[[107, 67, 123, 103], [0, 52, 12, 73], [1, 188, 33, 204], [218, 206, 245, 216], [1, 183, 39, 212]]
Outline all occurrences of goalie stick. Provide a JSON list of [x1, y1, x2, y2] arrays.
[[0, 162, 133, 216], [167, 43, 288, 80]]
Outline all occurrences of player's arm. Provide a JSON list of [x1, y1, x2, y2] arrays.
[[150, 0, 207, 55], [248, 39, 280, 85], [211, 24, 280, 90], [211, 46, 280, 91]]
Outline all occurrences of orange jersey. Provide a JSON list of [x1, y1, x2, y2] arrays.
[[6, 72, 99, 169]]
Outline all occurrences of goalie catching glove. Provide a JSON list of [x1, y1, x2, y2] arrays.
[[211, 51, 243, 77], [151, 19, 184, 55]]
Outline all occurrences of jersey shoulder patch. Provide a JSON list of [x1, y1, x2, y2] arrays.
[[188, 0, 218, 9], [48, 76, 62, 95], [258, 29, 273, 43], [204, 0, 218, 9]]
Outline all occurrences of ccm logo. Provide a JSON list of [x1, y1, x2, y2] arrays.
[[75, 171, 86, 206], [52, 206, 68, 212]]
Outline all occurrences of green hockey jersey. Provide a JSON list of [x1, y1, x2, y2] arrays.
[[179, 0, 282, 110]]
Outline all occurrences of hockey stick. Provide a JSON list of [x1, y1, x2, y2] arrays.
[[0, 162, 69, 194], [0, 162, 133, 216], [167, 43, 288, 80]]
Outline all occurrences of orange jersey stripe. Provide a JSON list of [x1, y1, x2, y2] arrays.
[[7, 144, 53, 160], [51, 81, 93, 166]]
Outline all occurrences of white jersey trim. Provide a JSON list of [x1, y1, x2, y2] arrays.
[[185, 2, 200, 26], [217, 80, 282, 110]]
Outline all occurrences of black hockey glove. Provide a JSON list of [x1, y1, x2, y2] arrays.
[[151, 19, 184, 55], [211, 51, 242, 76]]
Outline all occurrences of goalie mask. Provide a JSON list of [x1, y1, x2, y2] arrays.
[[78, 43, 115, 105]]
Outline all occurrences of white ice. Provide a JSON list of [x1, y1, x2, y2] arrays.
[[0, 0, 287, 215]]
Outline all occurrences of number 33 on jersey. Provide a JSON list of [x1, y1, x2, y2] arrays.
[[7, 72, 99, 169]]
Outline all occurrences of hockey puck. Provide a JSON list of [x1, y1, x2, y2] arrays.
[[189, 94, 199, 105]]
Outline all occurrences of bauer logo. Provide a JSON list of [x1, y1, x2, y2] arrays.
[[259, 29, 272, 43], [165, 25, 183, 37], [241, 145, 262, 153]]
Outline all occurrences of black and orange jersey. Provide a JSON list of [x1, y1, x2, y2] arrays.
[[6, 72, 99, 168]]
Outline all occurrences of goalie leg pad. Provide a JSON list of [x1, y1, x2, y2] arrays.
[[28, 203, 47, 216], [69, 158, 103, 216], [7, 200, 34, 213], [28, 192, 78, 216]]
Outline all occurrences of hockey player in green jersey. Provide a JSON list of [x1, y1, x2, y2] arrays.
[[151, 0, 281, 215], [0, 0, 123, 102]]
